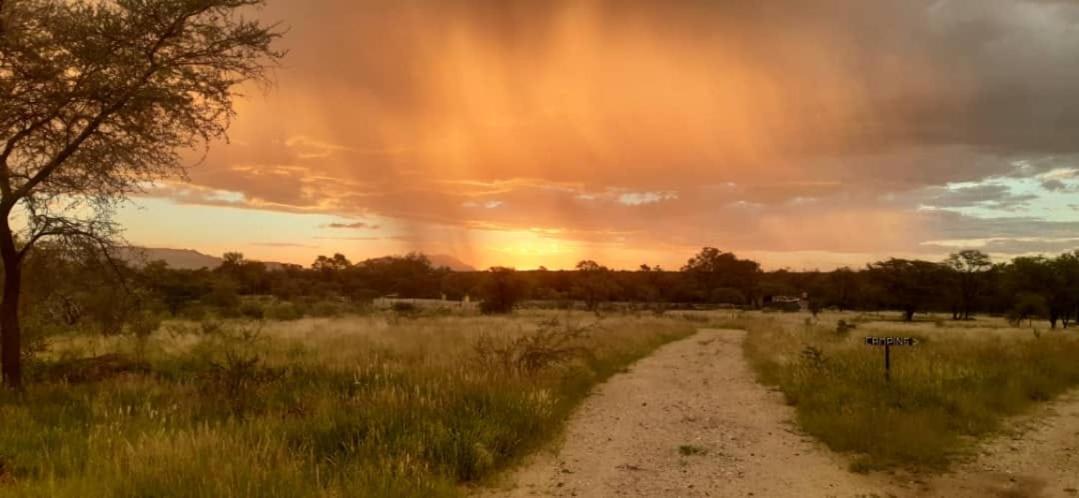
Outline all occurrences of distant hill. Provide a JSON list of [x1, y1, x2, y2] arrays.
[[120, 247, 476, 272], [426, 254, 476, 272], [119, 247, 226, 270]]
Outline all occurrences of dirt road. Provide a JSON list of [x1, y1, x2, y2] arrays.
[[479, 328, 1079, 498], [923, 388, 1079, 498]]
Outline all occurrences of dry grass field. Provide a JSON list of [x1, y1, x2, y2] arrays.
[[0, 311, 696, 497], [737, 311, 1079, 472], [3, 308, 1078, 497]]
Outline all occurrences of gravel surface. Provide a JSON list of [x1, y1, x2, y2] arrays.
[[478, 328, 1079, 498]]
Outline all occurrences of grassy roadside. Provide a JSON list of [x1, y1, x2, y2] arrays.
[[739, 312, 1079, 472], [0, 312, 696, 497]]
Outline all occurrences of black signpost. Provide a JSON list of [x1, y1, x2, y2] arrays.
[[864, 337, 918, 381]]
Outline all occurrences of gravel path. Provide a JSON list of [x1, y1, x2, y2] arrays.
[[921, 389, 1079, 498], [479, 329, 883, 497], [478, 328, 1079, 498]]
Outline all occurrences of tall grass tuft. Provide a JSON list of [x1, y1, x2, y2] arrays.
[[0, 311, 694, 497], [740, 312, 1079, 472]]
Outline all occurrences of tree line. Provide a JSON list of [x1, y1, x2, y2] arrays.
[[17, 246, 1079, 332]]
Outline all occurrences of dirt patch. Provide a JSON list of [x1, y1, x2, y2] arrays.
[[919, 389, 1079, 498]]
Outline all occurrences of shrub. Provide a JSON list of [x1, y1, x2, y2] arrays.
[[473, 319, 594, 377], [240, 302, 265, 320], [309, 300, 345, 318], [265, 302, 303, 321]]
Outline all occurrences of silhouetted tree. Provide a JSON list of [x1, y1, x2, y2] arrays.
[[867, 258, 943, 321], [312, 253, 352, 273], [144, 261, 208, 315], [826, 267, 860, 311], [682, 247, 761, 305], [0, 0, 283, 388], [1009, 292, 1048, 327], [479, 267, 525, 314], [1004, 256, 1073, 328], [572, 260, 619, 311], [217, 253, 269, 295], [1050, 252, 1079, 328], [943, 250, 992, 320]]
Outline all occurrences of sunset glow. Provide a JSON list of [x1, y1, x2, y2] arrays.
[[122, 0, 1079, 269]]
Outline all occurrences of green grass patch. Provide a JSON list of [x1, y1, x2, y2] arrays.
[[740, 313, 1079, 472], [0, 312, 695, 497]]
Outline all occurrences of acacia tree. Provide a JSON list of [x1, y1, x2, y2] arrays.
[[681, 247, 761, 305], [0, 0, 283, 388], [1054, 251, 1079, 328], [943, 250, 992, 320], [572, 260, 621, 311], [479, 267, 526, 314], [867, 258, 943, 321]]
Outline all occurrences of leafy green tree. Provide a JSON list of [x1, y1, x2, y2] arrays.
[[0, 0, 283, 387]]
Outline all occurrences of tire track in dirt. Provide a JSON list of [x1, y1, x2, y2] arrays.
[[477, 328, 1079, 498], [917, 389, 1079, 498], [478, 329, 886, 497]]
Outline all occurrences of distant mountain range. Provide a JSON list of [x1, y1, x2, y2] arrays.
[[119, 247, 476, 272]]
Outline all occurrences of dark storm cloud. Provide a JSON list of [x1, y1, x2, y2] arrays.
[[917, 184, 1038, 209], [922, 210, 1079, 240], [261, 0, 1079, 156], [150, 0, 1079, 265]]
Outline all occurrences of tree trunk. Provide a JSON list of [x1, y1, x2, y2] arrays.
[[0, 221, 22, 389]]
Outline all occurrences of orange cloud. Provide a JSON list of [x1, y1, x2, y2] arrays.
[[131, 0, 1079, 269]]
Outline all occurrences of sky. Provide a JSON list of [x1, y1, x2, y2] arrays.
[[120, 0, 1079, 271]]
